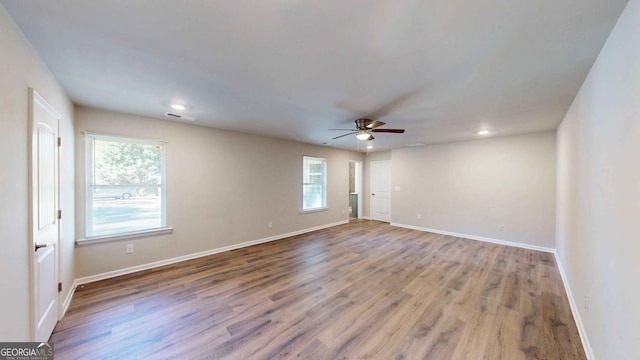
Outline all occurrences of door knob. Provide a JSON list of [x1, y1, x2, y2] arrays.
[[35, 243, 48, 251], [372, 193, 375, 196]]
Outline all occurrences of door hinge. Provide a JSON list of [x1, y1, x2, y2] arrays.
[[58, 282, 62, 292], [58, 210, 62, 220], [57, 137, 61, 147]]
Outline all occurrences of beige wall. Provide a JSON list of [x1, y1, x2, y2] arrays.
[[75, 107, 363, 277], [557, 0, 639, 358], [0, 6, 75, 340], [391, 132, 556, 248]]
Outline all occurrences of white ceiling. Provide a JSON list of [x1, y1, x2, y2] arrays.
[[1, 0, 628, 151]]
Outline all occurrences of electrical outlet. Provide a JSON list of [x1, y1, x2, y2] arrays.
[[268, 222, 273, 228], [498, 225, 504, 232], [416, 214, 422, 220], [126, 244, 134, 254], [342, 209, 346, 215], [584, 295, 589, 312]]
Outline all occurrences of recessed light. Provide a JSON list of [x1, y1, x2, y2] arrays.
[[477, 130, 490, 135], [367, 145, 373, 149], [170, 104, 185, 111]]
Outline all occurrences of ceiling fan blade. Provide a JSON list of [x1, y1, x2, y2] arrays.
[[366, 85, 430, 119], [371, 129, 405, 133], [366, 120, 386, 129], [332, 132, 357, 140], [367, 134, 375, 141]]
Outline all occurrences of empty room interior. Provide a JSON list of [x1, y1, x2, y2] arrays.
[[0, 0, 638, 359]]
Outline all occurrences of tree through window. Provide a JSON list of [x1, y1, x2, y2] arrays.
[[85, 133, 166, 237]]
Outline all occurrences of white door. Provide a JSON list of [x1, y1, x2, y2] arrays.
[[29, 89, 60, 341], [370, 160, 391, 222]]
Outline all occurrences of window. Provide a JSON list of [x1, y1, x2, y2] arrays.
[[302, 156, 327, 211], [85, 133, 167, 238]]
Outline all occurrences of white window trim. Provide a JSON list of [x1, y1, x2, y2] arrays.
[[76, 227, 173, 245], [302, 156, 327, 212], [83, 132, 168, 241], [299, 207, 329, 214]]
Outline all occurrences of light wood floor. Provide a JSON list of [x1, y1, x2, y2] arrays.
[[51, 220, 585, 359]]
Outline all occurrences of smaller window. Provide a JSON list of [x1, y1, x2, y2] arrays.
[[302, 156, 327, 211]]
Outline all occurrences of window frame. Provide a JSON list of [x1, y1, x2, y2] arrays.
[[79, 132, 171, 244], [301, 156, 328, 213]]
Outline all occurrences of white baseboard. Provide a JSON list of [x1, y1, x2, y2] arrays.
[[75, 220, 349, 286], [390, 222, 555, 253], [553, 251, 594, 360], [60, 279, 78, 318]]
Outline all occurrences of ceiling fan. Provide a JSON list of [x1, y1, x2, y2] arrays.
[[330, 118, 405, 141]]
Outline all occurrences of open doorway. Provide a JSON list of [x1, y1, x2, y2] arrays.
[[348, 161, 363, 220]]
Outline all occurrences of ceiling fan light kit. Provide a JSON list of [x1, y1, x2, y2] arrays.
[[356, 130, 373, 141]]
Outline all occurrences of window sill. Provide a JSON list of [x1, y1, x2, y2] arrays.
[[76, 227, 173, 246], [300, 207, 328, 214]]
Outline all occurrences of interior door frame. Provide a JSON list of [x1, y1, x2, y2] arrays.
[[349, 160, 363, 219], [28, 88, 61, 341], [369, 160, 391, 222]]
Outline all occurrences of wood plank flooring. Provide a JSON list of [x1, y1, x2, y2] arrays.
[[51, 220, 585, 359]]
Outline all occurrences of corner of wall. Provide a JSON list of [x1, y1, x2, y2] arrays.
[[552, 251, 594, 359]]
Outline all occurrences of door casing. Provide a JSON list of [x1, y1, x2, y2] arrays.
[[29, 88, 61, 341]]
